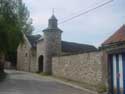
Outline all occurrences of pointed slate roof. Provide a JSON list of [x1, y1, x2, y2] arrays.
[[43, 14, 63, 32], [102, 25, 125, 46], [26, 34, 41, 48], [49, 14, 57, 21]]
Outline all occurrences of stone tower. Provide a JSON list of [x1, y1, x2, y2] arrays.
[[43, 14, 63, 74]]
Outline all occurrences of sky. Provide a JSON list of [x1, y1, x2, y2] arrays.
[[23, 0, 125, 47]]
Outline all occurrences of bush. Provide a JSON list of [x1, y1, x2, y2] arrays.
[[97, 83, 107, 93]]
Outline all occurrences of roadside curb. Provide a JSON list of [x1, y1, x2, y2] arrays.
[[36, 74, 98, 94], [50, 77, 98, 94]]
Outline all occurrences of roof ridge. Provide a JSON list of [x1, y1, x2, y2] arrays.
[[62, 41, 95, 47], [102, 25, 125, 45]]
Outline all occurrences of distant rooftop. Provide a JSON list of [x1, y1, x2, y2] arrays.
[[102, 25, 125, 46], [62, 41, 97, 54]]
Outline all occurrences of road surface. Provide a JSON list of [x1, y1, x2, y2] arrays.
[[0, 70, 90, 94]]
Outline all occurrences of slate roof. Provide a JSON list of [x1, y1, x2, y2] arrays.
[[62, 41, 97, 54], [26, 35, 97, 53], [102, 25, 125, 46], [26, 34, 41, 48]]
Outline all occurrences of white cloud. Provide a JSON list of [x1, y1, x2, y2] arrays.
[[23, 0, 125, 47]]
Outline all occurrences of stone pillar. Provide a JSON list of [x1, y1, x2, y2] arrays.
[[43, 15, 63, 74], [43, 55, 52, 74]]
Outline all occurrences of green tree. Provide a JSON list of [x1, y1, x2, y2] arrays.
[[0, 0, 33, 74], [7, 0, 34, 68], [17, 0, 34, 35]]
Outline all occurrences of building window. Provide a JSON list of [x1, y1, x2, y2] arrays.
[[25, 53, 28, 57]]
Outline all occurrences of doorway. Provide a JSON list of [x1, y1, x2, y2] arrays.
[[109, 53, 125, 94], [38, 55, 44, 72]]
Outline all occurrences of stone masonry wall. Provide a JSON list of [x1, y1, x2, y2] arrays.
[[30, 49, 37, 72], [43, 30, 62, 74], [17, 41, 31, 72], [36, 40, 45, 72], [52, 52, 103, 90]]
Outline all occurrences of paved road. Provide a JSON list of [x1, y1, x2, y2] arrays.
[[0, 70, 88, 94]]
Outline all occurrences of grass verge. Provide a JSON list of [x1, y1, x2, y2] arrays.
[[36, 72, 51, 76]]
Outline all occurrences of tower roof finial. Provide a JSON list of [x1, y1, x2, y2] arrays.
[[49, 8, 57, 20], [52, 8, 55, 15]]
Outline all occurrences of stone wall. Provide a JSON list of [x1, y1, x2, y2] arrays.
[[17, 43, 38, 72], [30, 49, 37, 72], [52, 52, 104, 90], [43, 30, 62, 74], [17, 35, 37, 72], [36, 40, 45, 72], [17, 42, 31, 71]]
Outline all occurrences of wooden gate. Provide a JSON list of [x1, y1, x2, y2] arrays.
[[109, 53, 125, 94]]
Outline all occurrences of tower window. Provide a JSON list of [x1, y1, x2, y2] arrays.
[[25, 53, 28, 57]]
